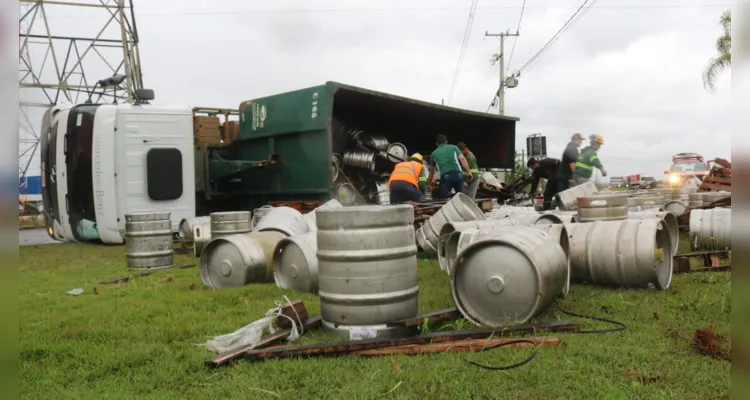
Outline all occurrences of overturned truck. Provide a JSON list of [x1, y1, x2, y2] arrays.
[[41, 81, 518, 244]]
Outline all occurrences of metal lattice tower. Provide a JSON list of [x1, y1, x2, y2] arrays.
[[18, 0, 143, 184]]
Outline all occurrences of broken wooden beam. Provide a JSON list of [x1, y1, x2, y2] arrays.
[[351, 336, 561, 356], [386, 308, 460, 328], [275, 300, 309, 330], [205, 315, 322, 368], [245, 320, 579, 362]]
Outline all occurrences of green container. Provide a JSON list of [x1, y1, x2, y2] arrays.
[[210, 82, 518, 209]]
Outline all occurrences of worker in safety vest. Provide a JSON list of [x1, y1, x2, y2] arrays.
[[456, 142, 480, 199], [556, 133, 583, 192], [388, 153, 428, 204], [574, 134, 607, 185]]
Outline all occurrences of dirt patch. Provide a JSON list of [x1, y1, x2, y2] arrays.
[[692, 327, 731, 361]]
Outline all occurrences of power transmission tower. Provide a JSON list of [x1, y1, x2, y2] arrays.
[[485, 30, 519, 116], [18, 0, 144, 185]]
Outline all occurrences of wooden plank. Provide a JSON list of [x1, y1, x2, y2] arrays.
[[351, 336, 561, 356], [386, 308, 460, 328], [205, 316, 322, 368], [245, 321, 580, 362]]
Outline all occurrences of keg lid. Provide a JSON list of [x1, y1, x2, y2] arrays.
[[451, 237, 544, 327], [273, 233, 318, 293], [200, 238, 250, 288]]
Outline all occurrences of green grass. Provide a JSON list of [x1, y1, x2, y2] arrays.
[[19, 233, 730, 399]]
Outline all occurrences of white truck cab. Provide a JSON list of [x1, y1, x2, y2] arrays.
[[43, 102, 196, 244]]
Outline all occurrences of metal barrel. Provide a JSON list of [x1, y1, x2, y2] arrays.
[[253, 206, 310, 237], [343, 149, 376, 172], [385, 143, 408, 163], [374, 182, 390, 205], [689, 208, 731, 251], [450, 227, 568, 327], [192, 220, 212, 257], [486, 205, 537, 219], [662, 200, 688, 216], [199, 231, 287, 288], [302, 199, 344, 233], [334, 183, 358, 205], [674, 187, 697, 202], [554, 181, 598, 211], [506, 212, 564, 226], [210, 211, 252, 240], [564, 219, 673, 289], [251, 205, 275, 229], [449, 224, 571, 298], [544, 210, 578, 223], [125, 212, 174, 270], [332, 154, 343, 182], [178, 216, 211, 243], [702, 191, 730, 205], [416, 193, 486, 257], [272, 231, 319, 293], [576, 194, 628, 222], [437, 219, 520, 273], [316, 205, 419, 335], [688, 192, 704, 208], [631, 195, 665, 210], [364, 135, 390, 151], [627, 211, 680, 254]]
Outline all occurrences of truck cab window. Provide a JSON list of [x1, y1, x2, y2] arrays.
[[146, 148, 184, 201]]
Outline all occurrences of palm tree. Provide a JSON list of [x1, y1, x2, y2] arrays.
[[703, 10, 731, 91]]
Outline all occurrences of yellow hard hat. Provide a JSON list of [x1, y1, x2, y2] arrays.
[[590, 134, 604, 145], [410, 153, 423, 162]]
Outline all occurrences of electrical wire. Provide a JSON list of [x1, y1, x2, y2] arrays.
[[44, 4, 732, 19], [447, 0, 479, 106], [505, 0, 527, 76], [510, 0, 598, 77]]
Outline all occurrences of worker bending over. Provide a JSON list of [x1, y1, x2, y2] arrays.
[[456, 142, 480, 199], [556, 133, 583, 192], [427, 134, 473, 199], [388, 153, 428, 204], [527, 157, 561, 211], [574, 134, 607, 185]]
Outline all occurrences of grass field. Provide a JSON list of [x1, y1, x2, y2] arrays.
[[19, 232, 730, 399]]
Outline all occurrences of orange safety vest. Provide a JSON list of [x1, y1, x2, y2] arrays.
[[388, 161, 423, 188]]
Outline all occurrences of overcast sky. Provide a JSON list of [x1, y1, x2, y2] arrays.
[[21, 0, 732, 181]]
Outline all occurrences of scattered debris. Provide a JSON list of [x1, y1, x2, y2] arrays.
[[653, 312, 659, 320], [66, 288, 83, 296], [93, 287, 99, 295], [98, 264, 196, 285], [186, 282, 196, 291], [692, 327, 730, 361], [386, 308, 459, 329], [389, 357, 402, 373], [243, 321, 579, 362], [161, 276, 174, 283], [352, 336, 561, 356]]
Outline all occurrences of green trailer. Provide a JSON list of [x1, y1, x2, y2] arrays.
[[200, 81, 519, 210]]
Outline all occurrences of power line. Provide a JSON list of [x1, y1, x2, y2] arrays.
[[447, 0, 479, 105], [510, 0, 598, 77], [505, 0, 527, 75], [43, 4, 732, 19]]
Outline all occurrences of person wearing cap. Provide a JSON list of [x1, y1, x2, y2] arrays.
[[556, 133, 583, 192], [528, 157, 561, 211], [574, 134, 607, 185], [456, 142, 480, 199], [388, 153, 428, 204]]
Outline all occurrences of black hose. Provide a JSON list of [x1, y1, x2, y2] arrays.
[[464, 339, 539, 370], [552, 302, 627, 334]]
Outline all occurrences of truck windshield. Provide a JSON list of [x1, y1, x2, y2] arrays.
[[41, 109, 59, 232], [66, 104, 101, 242], [671, 162, 708, 173]]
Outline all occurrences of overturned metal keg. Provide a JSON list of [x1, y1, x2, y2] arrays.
[[577, 194, 628, 222], [689, 208, 731, 251], [564, 219, 673, 289], [628, 211, 680, 254], [554, 181, 598, 211], [450, 227, 568, 327], [253, 206, 309, 237], [210, 211, 252, 240], [272, 231, 319, 293], [416, 193, 485, 257], [199, 231, 286, 289]]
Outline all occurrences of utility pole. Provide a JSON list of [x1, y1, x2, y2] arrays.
[[485, 30, 519, 116]]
